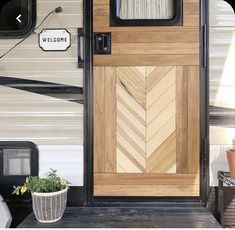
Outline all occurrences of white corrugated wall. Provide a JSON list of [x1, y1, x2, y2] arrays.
[[210, 0, 235, 186], [0, 0, 84, 186]]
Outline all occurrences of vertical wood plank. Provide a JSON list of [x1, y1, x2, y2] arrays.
[[94, 67, 105, 173], [104, 67, 117, 172], [176, 66, 188, 173], [188, 66, 200, 174]]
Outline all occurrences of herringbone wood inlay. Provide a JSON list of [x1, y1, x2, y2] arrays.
[[116, 66, 176, 174], [93, 0, 200, 197]]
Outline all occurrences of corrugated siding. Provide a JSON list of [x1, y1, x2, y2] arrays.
[[0, 0, 83, 145], [209, 0, 235, 186]]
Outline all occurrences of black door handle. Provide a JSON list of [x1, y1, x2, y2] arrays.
[[78, 28, 84, 69], [202, 24, 207, 68]]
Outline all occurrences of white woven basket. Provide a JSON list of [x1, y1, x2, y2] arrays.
[[31, 187, 68, 223]]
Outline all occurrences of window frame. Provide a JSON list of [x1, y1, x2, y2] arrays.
[[0, 0, 36, 38], [110, 0, 183, 26], [0, 142, 38, 202]]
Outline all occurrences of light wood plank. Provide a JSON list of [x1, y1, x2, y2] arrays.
[[117, 100, 145, 141], [117, 132, 146, 169], [187, 66, 200, 174], [94, 185, 199, 196], [111, 30, 199, 43], [93, 4, 109, 15], [117, 148, 142, 173], [104, 67, 117, 172], [146, 100, 176, 141], [117, 68, 146, 108], [147, 132, 176, 173], [94, 55, 199, 66], [176, 66, 189, 173], [146, 67, 176, 109], [93, 67, 105, 173], [147, 116, 176, 157], [146, 66, 174, 93], [112, 43, 199, 55], [117, 116, 146, 156], [184, 2, 200, 15], [94, 173, 200, 185], [116, 83, 146, 125], [147, 84, 176, 124]]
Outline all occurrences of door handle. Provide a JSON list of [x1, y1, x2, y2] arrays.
[[78, 28, 84, 69], [202, 24, 207, 68]]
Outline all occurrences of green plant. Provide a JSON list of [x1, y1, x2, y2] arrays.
[[12, 169, 69, 195]]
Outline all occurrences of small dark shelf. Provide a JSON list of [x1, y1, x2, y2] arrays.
[[218, 171, 235, 227], [218, 171, 235, 187]]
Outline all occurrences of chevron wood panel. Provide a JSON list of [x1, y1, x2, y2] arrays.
[[116, 66, 176, 174], [93, 65, 200, 196]]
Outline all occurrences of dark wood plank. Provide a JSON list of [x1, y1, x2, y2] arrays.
[[18, 206, 221, 228], [176, 66, 189, 173]]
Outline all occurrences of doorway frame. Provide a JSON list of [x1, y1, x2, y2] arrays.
[[84, 0, 210, 205]]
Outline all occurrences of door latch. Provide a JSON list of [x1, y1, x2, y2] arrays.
[[94, 32, 111, 55]]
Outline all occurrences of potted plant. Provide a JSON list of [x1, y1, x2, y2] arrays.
[[227, 138, 235, 179], [227, 149, 235, 179], [13, 169, 69, 223]]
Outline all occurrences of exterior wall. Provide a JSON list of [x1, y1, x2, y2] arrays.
[[210, 0, 235, 186], [0, 0, 84, 186]]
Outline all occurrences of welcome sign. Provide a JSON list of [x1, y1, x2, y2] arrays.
[[39, 29, 71, 51]]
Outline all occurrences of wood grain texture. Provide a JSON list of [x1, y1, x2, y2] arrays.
[[187, 66, 200, 174], [93, 65, 200, 196], [94, 173, 199, 185], [176, 66, 200, 174], [94, 55, 199, 66], [93, 67, 116, 173], [93, 0, 200, 197], [116, 67, 176, 174], [93, 0, 200, 66], [176, 66, 189, 173], [104, 67, 117, 172], [94, 185, 199, 196], [93, 67, 105, 173], [112, 30, 199, 43]]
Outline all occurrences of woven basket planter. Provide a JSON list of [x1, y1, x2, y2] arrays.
[[31, 187, 68, 223]]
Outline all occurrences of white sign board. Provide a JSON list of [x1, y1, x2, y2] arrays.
[[39, 29, 71, 51]]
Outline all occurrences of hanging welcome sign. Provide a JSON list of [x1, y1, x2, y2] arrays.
[[39, 29, 71, 51]]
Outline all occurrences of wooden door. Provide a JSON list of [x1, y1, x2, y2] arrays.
[[93, 0, 200, 197]]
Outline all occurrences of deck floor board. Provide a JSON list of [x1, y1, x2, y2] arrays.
[[18, 206, 221, 228]]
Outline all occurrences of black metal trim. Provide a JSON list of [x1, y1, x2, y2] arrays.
[[93, 32, 112, 55], [218, 171, 235, 187], [78, 28, 85, 68], [200, 0, 210, 205], [0, 0, 37, 38], [0, 76, 84, 104], [91, 197, 200, 204], [0, 141, 39, 202], [110, 0, 183, 27], [84, 0, 93, 204], [85, 0, 209, 205]]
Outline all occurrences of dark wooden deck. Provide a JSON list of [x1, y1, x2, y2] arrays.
[[18, 204, 220, 228]]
